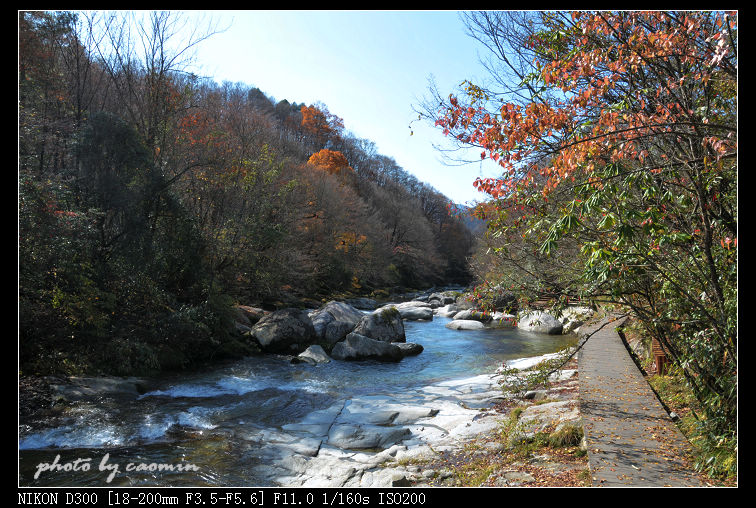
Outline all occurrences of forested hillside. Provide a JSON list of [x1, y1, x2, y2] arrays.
[[18, 11, 475, 376]]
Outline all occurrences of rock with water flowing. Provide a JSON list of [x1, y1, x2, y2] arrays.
[[352, 307, 405, 343], [309, 301, 365, 348], [51, 376, 149, 402], [331, 332, 403, 362], [445, 319, 486, 330], [395, 342, 423, 357], [250, 308, 317, 354], [296, 345, 332, 364], [377, 301, 433, 321]]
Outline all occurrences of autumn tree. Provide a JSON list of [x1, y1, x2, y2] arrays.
[[300, 103, 344, 152], [170, 81, 302, 303], [425, 10, 737, 476], [294, 164, 373, 292], [307, 148, 353, 175]]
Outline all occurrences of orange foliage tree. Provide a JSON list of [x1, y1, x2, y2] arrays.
[[307, 148, 353, 175], [300, 103, 344, 149]]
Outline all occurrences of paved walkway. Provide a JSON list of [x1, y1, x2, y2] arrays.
[[578, 314, 708, 487]]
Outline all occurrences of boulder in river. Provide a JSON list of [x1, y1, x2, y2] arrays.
[[251, 308, 317, 354], [517, 310, 563, 335], [322, 320, 356, 348], [445, 319, 486, 330], [427, 292, 456, 308], [331, 332, 403, 362], [378, 302, 433, 321], [452, 309, 491, 322], [309, 301, 365, 347], [311, 301, 365, 327], [295, 345, 332, 365], [352, 307, 405, 343], [435, 304, 459, 317], [394, 342, 424, 357]]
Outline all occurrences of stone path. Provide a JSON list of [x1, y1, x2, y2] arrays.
[[578, 314, 708, 487]]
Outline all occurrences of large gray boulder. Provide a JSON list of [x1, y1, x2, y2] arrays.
[[435, 304, 459, 317], [251, 308, 317, 353], [452, 309, 491, 322], [399, 307, 433, 321], [517, 310, 563, 335], [352, 307, 405, 343], [309, 301, 365, 347], [331, 333, 403, 362], [317, 301, 365, 325], [378, 302, 433, 321], [427, 292, 456, 308], [296, 345, 332, 364], [445, 319, 486, 330], [395, 342, 424, 357], [322, 320, 356, 348]]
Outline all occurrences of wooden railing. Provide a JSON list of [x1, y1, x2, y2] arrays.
[[530, 293, 590, 309]]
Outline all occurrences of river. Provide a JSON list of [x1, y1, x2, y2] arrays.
[[18, 313, 576, 487]]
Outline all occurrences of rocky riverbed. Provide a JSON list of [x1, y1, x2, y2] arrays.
[[20, 350, 587, 487], [20, 290, 593, 487], [386, 354, 590, 487]]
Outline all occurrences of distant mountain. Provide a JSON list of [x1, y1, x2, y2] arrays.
[[450, 203, 488, 235]]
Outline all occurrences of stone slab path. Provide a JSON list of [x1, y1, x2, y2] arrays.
[[578, 314, 708, 487]]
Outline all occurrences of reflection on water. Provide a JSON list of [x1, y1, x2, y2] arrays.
[[18, 315, 576, 486]]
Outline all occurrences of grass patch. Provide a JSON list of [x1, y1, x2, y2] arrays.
[[547, 424, 584, 448], [379, 306, 400, 320], [577, 468, 593, 486], [497, 405, 585, 459]]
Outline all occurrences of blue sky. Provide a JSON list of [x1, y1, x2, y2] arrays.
[[183, 10, 502, 205]]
